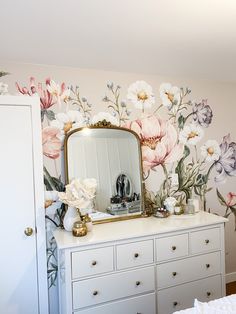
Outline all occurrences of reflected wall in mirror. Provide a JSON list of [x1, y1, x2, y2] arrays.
[[64, 126, 144, 223]]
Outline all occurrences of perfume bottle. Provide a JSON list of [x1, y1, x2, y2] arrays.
[[187, 199, 195, 215]]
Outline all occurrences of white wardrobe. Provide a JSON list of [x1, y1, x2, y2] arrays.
[[0, 96, 48, 314]]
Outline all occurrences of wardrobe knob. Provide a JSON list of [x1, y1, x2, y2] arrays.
[[134, 253, 139, 258], [172, 271, 177, 277], [206, 263, 210, 269], [207, 291, 211, 297], [173, 301, 178, 307], [172, 246, 177, 251], [205, 239, 210, 244], [136, 281, 141, 286], [91, 261, 97, 266], [93, 291, 98, 296], [24, 227, 33, 236]]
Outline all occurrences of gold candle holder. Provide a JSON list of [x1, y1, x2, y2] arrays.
[[72, 221, 87, 237]]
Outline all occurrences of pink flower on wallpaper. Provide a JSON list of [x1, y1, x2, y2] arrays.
[[226, 192, 236, 207], [42, 126, 62, 159], [16, 77, 69, 110], [127, 115, 183, 173]]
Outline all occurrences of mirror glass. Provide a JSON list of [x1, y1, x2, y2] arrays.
[[65, 127, 144, 223]]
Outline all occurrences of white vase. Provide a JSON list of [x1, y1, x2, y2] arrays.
[[63, 207, 80, 232]]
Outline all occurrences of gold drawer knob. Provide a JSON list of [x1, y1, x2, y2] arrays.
[[205, 239, 210, 244], [206, 263, 210, 269], [173, 301, 178, 307], [93, 290, 98, 296], [172, 246, 177, 251], [172, 271, 177, 277], [136, 281, 141, 286], [24, 227, 33, 236], [207, 291, 211, 297], [91, 261, 97, 266], [134, 253, 139, 258]]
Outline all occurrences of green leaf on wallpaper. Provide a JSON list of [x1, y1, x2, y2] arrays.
[[195, 173, 207, 186], [44, 176, 65, 192], [45, 110, 55, 121], [178, 114, 185, 129], [0, 71, 10, 77], [183, 145, 190, 158], [216, 189, 227, 206], [41, 110, 45, 122]]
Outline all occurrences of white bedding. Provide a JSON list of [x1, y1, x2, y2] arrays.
[[173, 294, 236, 313]]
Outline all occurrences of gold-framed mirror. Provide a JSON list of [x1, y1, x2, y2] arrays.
[[64, 124, 145, 224]]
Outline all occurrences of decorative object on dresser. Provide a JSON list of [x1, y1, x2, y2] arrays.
[[64, 125, 145, 224], [54, 211, 227, 314], [58, 177, 97, 232], [63, 206, 80, 232], [0, 96, 48, 314]]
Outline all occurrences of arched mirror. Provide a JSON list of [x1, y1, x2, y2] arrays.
[[64, 125, 144, 223]]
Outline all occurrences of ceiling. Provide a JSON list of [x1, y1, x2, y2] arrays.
[[1, 0, 236, 82]]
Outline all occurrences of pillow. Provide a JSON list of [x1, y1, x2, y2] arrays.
[[194, 298, 236, 314]]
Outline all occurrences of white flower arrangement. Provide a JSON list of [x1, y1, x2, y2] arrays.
[[58, 178, 97, 212]]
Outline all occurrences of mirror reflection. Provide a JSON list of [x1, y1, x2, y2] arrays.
[[65, 127, 143, 222]]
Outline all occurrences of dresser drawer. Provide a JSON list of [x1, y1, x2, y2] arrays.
[[71, 247, 114, 279], [156, 251, 221, 289], [72, 266, 155, 309], [156, 234, 188, 262], [74, 292, 156, 314], [190, 227, 221, 254], [157, 275, 222, 314], [116, 240, 154, 270]]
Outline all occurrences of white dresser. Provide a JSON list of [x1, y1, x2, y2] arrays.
[[54, 212, 227, 314]]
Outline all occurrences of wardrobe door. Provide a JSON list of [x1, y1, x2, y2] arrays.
[[0, 104, 39, 314]]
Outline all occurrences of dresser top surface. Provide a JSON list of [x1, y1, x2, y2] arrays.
[[54, 211, 227, 249]]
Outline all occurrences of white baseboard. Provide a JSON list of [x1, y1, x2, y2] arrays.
[[226, 272, 236, 283]]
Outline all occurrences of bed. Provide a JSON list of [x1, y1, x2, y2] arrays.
[[173, 294, 236, 313]]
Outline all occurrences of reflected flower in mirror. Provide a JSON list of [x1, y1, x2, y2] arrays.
[[58, 178, 97, 216]]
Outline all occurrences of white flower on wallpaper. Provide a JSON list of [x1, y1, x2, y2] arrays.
[[91, 111, 119, 125], [201, 140, 221, 162], [179, 123, 204, 145], [127, 80, 155, 110], [50, 110, 85, 134], [47, 79, 70, 104], [159, 82, 180, 109]]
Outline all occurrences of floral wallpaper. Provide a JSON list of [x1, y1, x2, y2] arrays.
[[1, 72, 236, 310]]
